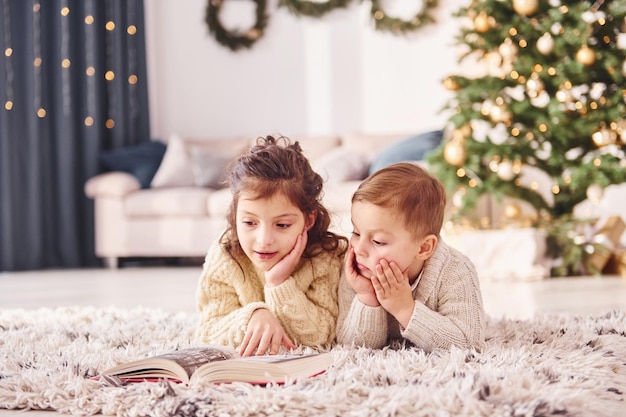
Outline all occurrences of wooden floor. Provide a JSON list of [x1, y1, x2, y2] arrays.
[[1, 266, 626, 416], [2, 265, 626, 319]]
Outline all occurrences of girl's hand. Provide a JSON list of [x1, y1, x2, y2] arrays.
[[371, 259, 414, 327], [264, 229, 308, 287], [240, 308, 297, 357], [344, 246, 379, 306]]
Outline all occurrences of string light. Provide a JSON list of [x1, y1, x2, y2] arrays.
[[2, 0, 13, 111], [84, 1, 96, 127], [60, 0, 71, 115], [33, 1, 45, 118], [3, 0, 143, 127]]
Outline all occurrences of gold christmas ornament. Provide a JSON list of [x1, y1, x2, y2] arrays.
[[592, 127, 617, 147], [459, 124, 472, 137], [498, 39, 518, 60], [616, 120, 626, 143], [473, 12, 492, 33], [443, 76, 460, 91], [576, 45, 596, 66], [526, 74, 545, 98], [497, 159, 515, 181], [504, 202, 522, 219], [536, 33, 554, 55], [512, 0, 538, 16], [245, 29, 261, 40], [489, 102, 512, 124], [443, 139, 467, 166]]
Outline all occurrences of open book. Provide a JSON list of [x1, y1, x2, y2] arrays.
[[98, 345, 332, 385]]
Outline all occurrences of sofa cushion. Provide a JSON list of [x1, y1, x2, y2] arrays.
[[340, 133, 414, 162], [151, 135, 195, 188], [152, 135, 249, 189], [246, 134, 341, 163], [369, 130, 443, 175], [125, 187, 213, 217], [313, 147, 370, 184], [189, 147, 233, 189], [290, 135, 342, 162], [99, 140, 166, 189]]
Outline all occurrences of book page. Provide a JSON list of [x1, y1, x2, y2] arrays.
[[191, 352, 332, 384], [156, 346, 237, 377], [100, 345, 238, 383]]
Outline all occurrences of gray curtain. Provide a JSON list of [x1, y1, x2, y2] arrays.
[[0, 0, 150, 271]]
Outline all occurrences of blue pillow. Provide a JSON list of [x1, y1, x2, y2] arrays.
[[368, 130, 443, 175], [99, 140, 167, 189]]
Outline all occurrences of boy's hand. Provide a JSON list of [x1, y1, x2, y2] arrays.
[[371, 259, 414, 327], [240, 308, 297, 357], [265, 229, 308, 287], [344, 246, 379, 306]]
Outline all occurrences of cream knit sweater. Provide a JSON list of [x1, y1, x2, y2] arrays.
[[336, 240, 486, 352], [195, 238, 346, 349]]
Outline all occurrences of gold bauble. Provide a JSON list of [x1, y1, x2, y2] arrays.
[[512, 0, 538, 16], [443, 140, 467, 166], [474, 12, 491, 33], [496, 159, 515, 181], [443, 76, 460, 91], [504, 202, 522, 219], [526, 74, 544, 98], [498, 39, 518, 60], [245, 29, 261, 40], [576, 46, 596, 66], [489, 102, 512, 124], [536, 33, 554, 55], [592, 127, 617, 147]]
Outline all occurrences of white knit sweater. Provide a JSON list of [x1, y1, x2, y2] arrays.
[[336, 240, 486, 352], [195, 238, 346, 349]]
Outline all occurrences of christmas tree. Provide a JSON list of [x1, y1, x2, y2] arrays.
[[427, 0, 626, 276]]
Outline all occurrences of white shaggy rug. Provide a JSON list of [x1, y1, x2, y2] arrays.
[[1, 307, 625, 417]]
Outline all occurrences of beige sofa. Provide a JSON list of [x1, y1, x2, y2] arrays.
[[84, 133, 413, 268]]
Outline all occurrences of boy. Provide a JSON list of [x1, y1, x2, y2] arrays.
[[336, 162, 485, 352]]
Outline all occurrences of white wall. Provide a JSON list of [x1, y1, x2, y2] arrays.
[[144, 0, 470, 141]]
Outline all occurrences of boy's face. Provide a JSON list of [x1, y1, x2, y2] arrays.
[[350, 201, 426, 282], [236, 191, 310, 272]]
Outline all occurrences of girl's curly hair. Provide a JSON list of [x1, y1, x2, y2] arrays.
[[222, 135, 347, 258]]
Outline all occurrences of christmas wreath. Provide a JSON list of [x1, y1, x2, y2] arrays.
[[205, 0, 268, 52], [370, 0, 438, 35], [279, 0, 353, 18]]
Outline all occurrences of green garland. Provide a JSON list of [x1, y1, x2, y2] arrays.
[[205, 0, 268, 52], [279, 0, 353, 18], [370, 0, 438, 35]]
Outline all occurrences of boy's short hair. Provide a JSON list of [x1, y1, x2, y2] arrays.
[[352, 162, 446, 238]]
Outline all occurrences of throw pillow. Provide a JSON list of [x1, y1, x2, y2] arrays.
[[313, 147, 370, 184], [368, 130, 443, 175], [189, 147, 235, 189], [98, 140, 166, 189], [150, 135, 195, 188]]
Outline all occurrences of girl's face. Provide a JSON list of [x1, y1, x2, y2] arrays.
[[236, 191, 311, 272], [350, 201, 426, 282]]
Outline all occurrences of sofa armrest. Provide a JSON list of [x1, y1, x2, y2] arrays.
[[84, 172, 141, 199]]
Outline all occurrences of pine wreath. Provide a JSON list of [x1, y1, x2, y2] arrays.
[[370, 0, 438, 35], [279, 0, 353, 18], [205, 0, 268, 52]]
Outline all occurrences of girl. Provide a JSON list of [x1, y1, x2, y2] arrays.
[[195, 136, 347, 357]]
